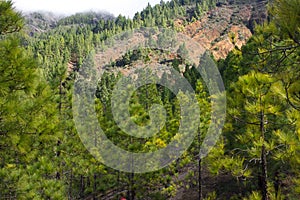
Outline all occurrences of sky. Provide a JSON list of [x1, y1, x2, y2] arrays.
[[12, 0, 165, 18]]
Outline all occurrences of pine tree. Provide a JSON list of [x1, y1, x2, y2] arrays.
[[0, 1, 64, 198], [215, 1, 300, 197], [0, 0, 23, 35]]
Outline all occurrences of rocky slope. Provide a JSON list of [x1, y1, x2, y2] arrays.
[[177, 0, 268, 60], [24, 11, 114, 34]]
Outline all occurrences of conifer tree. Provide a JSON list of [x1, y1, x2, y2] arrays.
[[0, 1, 64, 198]]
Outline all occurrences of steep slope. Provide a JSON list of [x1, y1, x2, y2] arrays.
[[18, 1, 270, 199], [93, 1, 268, 77], [177, 0, 268, 60], [24, 11, 114, 34], [24, 12, 61, 33]]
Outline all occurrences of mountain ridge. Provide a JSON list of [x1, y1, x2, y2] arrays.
[[24, 0, 268, 61]]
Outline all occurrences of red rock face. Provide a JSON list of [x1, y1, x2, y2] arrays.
[[177, 2, 267, 60]]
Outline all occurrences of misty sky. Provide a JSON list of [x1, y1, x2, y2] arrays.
[[12, 0, 166, 18]]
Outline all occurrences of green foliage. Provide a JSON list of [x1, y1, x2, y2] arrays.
[[216, 0, 300, 198], [0, 0, 23, 35], [0, 1, 64, 198], [2, 0, 300, 199], [58, 11, 114, 26], [268, 0, 300, 44]]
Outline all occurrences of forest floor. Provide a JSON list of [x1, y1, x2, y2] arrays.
[[171, 166, 241, 200]]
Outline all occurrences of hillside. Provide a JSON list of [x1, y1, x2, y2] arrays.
[[24, 1, 267, 61], [180, 0, 267, 59], [2, 0, 300, 200], [24, 11, 115, 34]]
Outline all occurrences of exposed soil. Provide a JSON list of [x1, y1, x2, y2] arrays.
[[170, 165, 244, 200], [175, 1, 267, 60]]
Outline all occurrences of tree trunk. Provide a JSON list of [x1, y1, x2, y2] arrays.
[[56, 140, 61, 180], [198, 129, 203, 200], [127, 172, 135, 200], [69, 170, 73, 199], [128, 137, 135, 200], [131, 172, 135, 200], [274, 171, 279, 199], [260, 111, 269, 200], [56, 80, 63, 180], [80, 175, 85, 199], [93, 128, 98, 199], [198, 158, 202, 200], [93, 173, 97, 200]]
